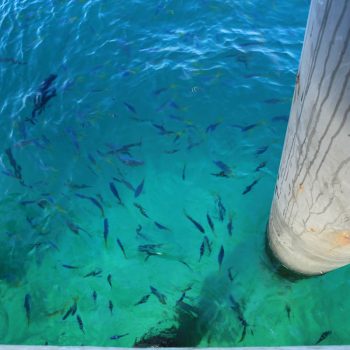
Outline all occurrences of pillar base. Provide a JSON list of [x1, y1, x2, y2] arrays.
[[268, 203, 350, 275], [264, 230, 309, 282]]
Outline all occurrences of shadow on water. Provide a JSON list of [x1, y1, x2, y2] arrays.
[[134, 279, 220, 347], [135, 252, 243, 346], [0, 248, 26, 285], [134, 226, 321, 347]]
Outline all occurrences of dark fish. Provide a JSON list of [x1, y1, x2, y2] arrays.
[[152, 123, 174, 135], [88, 153, 97, 165], [229, 294, 242, 313], [228, 267, 235, 282], [103, 218, 109, 246], [75, 193, 105, 217], [218, 245, 224, 270], [109, 182, 124, 205], [62, 300, 77, 321], [110, 333, 129, 340], [211, 171, 230, 178], [204, 236, 212, 254], [213, 160, 231, 175], [62, 264, 79, 269], [117, 238, 127, 258], [136, 225, 142, 234], [154, 221, 171, 231], [84, 269, 102, 278], [227, 214, 233, 236], [172, 132, 182, 143], [134, 179, 145, 198], [272, 115, 288, 122], [164, 148, 180, 154], [134, 203, 150, 219], [285, 304, 291, 320], [62, 307, 73, 321], [264, 98, 284, 104], [206, 122, 221, 133], [138, 244, 164, 259], [169, 101, 180, 109], [71, 301, 77, 316], [241, 124, 258, 132], [20, 200, 37, 206], [153, 87, 168, 96], [29, 74, 57, 123], [24, 293, 31, 325], [216, 196, 226, 221], [13, 137, 39, 148], [28, 240, 58, 254], [123, 101, 137, 114], [184, 211, 205, 234], [66, 182, 91, 190], [37, 198, 51, 209], [169, 114, 183, 121], [242, 179, 260, 195], [240, 40, 262, 47], [31, 99, 60, 124], [1, 169, 20, 180], [256, 146, 268, 155], [239, 322, 248, 343], [199, 241, 205, 262], [66, 220, 90, 237], [5, 148, 22, 181], [134, 294, 150, 306], [315, 331, 332, 345], [76, 314, 85, 333], [180, 260, 192, 271], [96, 193, 105, 206], [66, 220, 81, 235], [182, 285, 193, 293], [255, 161, 267, 172], [157, 100, 170, 112], [150, 286, 167, 305], [107, 274, 112, 288], [187, 139, 203, 151], [104, 141, 142, 156], [26, 216, 37, 228], [206, 214, 215, 234], [113, 177, 135, 192], [232, 123, 258, 132], [136, 224, 148, 240], [92, 291, 97, 304], [108, 300, 114, 314], [39, 73, 57, 92], [229, 294, 250, 343], [118, 153, 144, 167], [182, 164, 186, 181], [138, 243, 162, 252], [177, 292, 186, 304]]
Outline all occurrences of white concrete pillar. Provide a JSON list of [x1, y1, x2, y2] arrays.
[[268, 0, 350, 275]]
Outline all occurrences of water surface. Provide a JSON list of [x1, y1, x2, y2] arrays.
[[1, 0, 348, 347]]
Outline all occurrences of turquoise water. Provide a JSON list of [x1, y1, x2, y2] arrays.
[[1, 0, 350, 347]]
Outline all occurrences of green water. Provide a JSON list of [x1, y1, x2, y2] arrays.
[[1, 0, 349, 347]]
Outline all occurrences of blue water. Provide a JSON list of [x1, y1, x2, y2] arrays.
[[1, 0, 350, 347]]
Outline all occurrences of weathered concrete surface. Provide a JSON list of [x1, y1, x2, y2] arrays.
[[268, 0, 350, 275]]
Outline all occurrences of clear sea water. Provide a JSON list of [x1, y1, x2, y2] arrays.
[[1, 0, 349, 347]]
